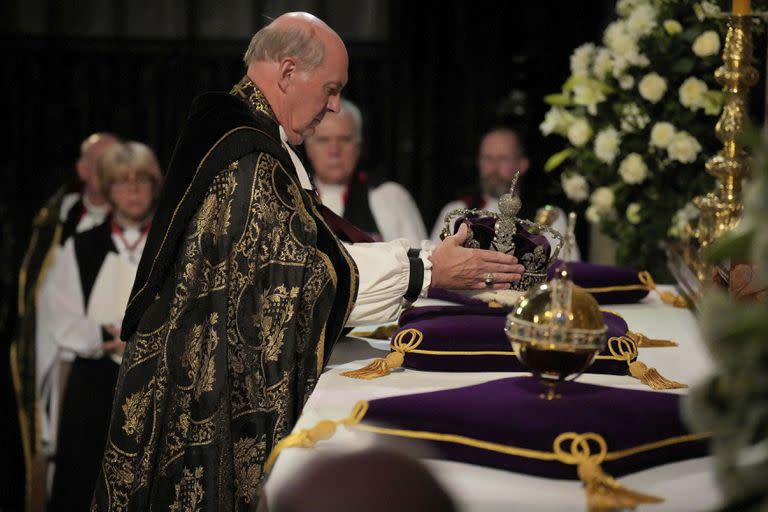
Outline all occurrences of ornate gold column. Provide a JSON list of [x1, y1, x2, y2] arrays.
[[667, 14, 761, 299], [695, 15, 758, 251]]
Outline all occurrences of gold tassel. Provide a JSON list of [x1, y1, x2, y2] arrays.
[[554, 432, 663, 512], [628, 361, 687, 390], [340, 351, 405, 380], [341, 329, 424, 380], [349, 324, 399, 340], [626, 330, 678, 348], [638, 271, 689, 308], [579, 458, 664, 511], [264, 402, 368, 472], [607, 337, 687, 390]]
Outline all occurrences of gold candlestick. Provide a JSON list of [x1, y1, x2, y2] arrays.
[[667, 13, 762, 300], [695, 14, 758, 250]]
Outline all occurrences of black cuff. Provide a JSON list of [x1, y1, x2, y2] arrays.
[[101, 326, 112, 342], [407, 248, 421, 259], [404, 256, 424, 303]]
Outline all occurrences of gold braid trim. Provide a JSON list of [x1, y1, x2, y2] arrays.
[[269, 400, 711, 511], [340, 327, 636, 380], [607, 337, 687, 390], [578, 272, 688, 308], [340, 329, 423, 379], [14, 221, 60, 512], [637, 272, 689, 308], [264, 401, 368, 472]]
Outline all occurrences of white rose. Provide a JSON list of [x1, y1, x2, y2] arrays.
[[664, 19, 682, 35], [604, 21, 639, 57], [692, 30, 721, 57], [570, 43, 596, 77], [618, 153, 649, 184], [561, 173, 590, 202], [594, 127, 622, 164], [567, 118, 593, 147], [638, 72, 667, 103], [618, 74, 635, 90], [620, 103, 650, 133], [667, 131, 702, 163], [572, 82, 606, 116], [626, 203, 642, 224], [649, 122, 677, 148], [626, 4, 658, 38], [590, 187, 615, 209], [679, 77, 708, 110], [695, 1, 721, 22], [616, 0, 648, 17], [539, 107, 574, 136], [592, 48, 613, 79], [612, 55, 629, 78], [630, 52, 650, 68], [585, 204, 603, 224]]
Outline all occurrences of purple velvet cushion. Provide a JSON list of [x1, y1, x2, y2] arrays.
[[547, 260, 650, 304], [360, 377, 709, 478], [393, 306, 631, 374], [455, 216, 551, 267]]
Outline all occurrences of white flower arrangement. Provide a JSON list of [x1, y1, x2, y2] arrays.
[[542, 0, 731, 274]]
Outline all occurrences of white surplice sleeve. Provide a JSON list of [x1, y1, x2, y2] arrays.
[[345, 239, 432, 326], [369, 182, 428, 247], [38, 238, 103, 358]]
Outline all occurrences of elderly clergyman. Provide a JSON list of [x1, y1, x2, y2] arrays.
[[92, 12, 524, 510], [305, 98, 427, 245]]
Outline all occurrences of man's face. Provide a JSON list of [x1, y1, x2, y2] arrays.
[[477, 131, 528, 199], [77, 138, 117, 198], [282, 43, 348, 145], [305, 112, 360, 185]]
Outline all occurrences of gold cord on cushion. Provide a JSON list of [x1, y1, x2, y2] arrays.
[[626, 330, 677, 348], [607, 337, 687, 390], [341, 329, 423, 379], [600, 310, 678, 347], [637, 272, 689, 308], [553, 432, 663, 511], [268, 400, 706, 510], [575, 272, 687, 308], [264, 401, 368, 472]]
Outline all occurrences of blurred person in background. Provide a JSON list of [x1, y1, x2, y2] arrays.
[[305, 99, 427, 246], [44, 141, 162, 511]]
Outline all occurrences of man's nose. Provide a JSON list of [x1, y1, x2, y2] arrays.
[[326, 95, 340, 113]]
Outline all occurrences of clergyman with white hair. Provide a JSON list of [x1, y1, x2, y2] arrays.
[[305, 98, 427, 246]]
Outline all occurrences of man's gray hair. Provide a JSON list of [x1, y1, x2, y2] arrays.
[[243, 24, 325, 70], [339, 98, 363, 142]]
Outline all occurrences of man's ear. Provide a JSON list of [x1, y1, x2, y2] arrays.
[[277, 57, 298, 93]]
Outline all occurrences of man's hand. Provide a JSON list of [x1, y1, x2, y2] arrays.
[[102, 324, 127, 355], [430, 223, 525, 289]]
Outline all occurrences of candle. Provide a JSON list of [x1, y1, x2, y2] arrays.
[[733, 0, 751, 14]]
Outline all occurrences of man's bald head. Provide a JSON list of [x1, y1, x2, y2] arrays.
[[244, 12, 349, 145], [77, 132, 120, 203], [243, 12, 343, 71]]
